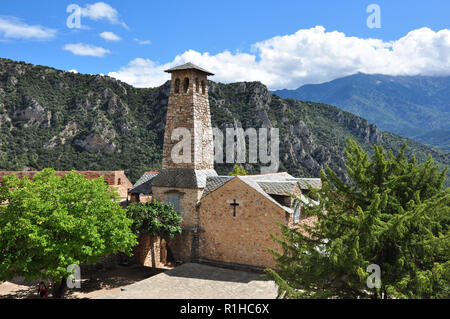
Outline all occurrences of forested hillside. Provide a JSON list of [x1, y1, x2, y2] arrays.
[[0, 58, 448, 184]]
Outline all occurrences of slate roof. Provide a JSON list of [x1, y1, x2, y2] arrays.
[[239, 175, 294, 213], [131, 168, 321, 214], [288, 178, 322, 190], [129, 172, 159, 194], [151, 169, 218, 189], [201, 173, 299, 213], [164, 62, 214, 76], [201, 172, 322, 213], [202, 176, 235, 198], [257, 181, 298, 196], [241, 172, 296, 181]]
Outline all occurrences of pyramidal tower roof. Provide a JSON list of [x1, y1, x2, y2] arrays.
[[164, 62, 214, 76]]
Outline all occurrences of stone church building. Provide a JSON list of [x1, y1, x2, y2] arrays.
[[131, 62, 321, 270]]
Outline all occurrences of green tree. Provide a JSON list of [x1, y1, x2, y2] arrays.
[[228, 164, 248, 176], [265, 139, 450, 299], [126, 200, 183, 240], [126, 200, 183, 269], [0, 169, 137, 298]]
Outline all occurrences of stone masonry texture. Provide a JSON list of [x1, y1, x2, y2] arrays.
[[162, 69, 214, 170], [199, 177, 289, 269], [152, 67, 216, 264]]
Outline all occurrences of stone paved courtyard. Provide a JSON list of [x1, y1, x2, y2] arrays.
[[99, 263, 278, 299], [0, 264, 163, 299]]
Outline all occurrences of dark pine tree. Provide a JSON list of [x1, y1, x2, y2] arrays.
[[266, 139, 450, 299]]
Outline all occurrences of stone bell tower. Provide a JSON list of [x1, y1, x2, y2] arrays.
[[151, 62, 218, 263], [161, 62, 215, 170]]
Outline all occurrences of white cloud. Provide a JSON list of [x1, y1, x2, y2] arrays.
[[0, 16, 56, 40], [100, 31, 121, 41], [82, 2, 118, 23], [109, 26, 450, 90], [134, 38, 151, 45], [81, 2, 127, 28], [68, 69, 78, 74], [109, 58, 169, 88], [63, 43, 111, 57]]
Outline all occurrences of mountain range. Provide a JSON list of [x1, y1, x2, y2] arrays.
[[274, 73, 450, 152], [0, 58, 448, 185]]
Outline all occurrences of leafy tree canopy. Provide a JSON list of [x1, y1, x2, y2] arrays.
[[0, 169, 137, 285], [126, 200, 183, 240], [228, 164, 248, 176], [266, 139, 449, 299]]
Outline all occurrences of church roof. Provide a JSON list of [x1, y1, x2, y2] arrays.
[[201, 172, 322, 213], [151, 169, 218, 189], [257, 181, 298, 196], [288, 178, 322, 190], [241, 172, 296, 181], [164, 62, 214, 76], [129, 172, 159, 194], [201, 173, 299, 213], [202, 176, 235, 198], [201, 173, 298, 200], [238, 175, 294, 213], [131, 168, 321, 208]]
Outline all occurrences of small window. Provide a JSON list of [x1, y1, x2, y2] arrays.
[[174, 78, 180, 94], [167, 193, 180, 213], [183, 78, 190, 93], [195, 78, 200, 93], [118, 178, 122, 185]]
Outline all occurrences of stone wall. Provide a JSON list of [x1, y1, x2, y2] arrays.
[[108, 171, 133, 200], [168, 230, 196, 263], [151, 186, 203, 262], [162, 69, 214, 171], [134, 233, 163, 268], [152, 186, 202, 228], [199, 178, 289, 269], [133, 230, 195, 266], [130, 194, 152, 204]]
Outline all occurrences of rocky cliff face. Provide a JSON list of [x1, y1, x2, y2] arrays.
[[274, 73, 450, 151], [207, 81, 394, 183], [0, 58, 448, 183]]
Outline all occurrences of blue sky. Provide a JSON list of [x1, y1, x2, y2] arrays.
[[1, 0, 449, 89]]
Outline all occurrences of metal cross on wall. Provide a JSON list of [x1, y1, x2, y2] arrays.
[[230, 199, 239, 218]]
